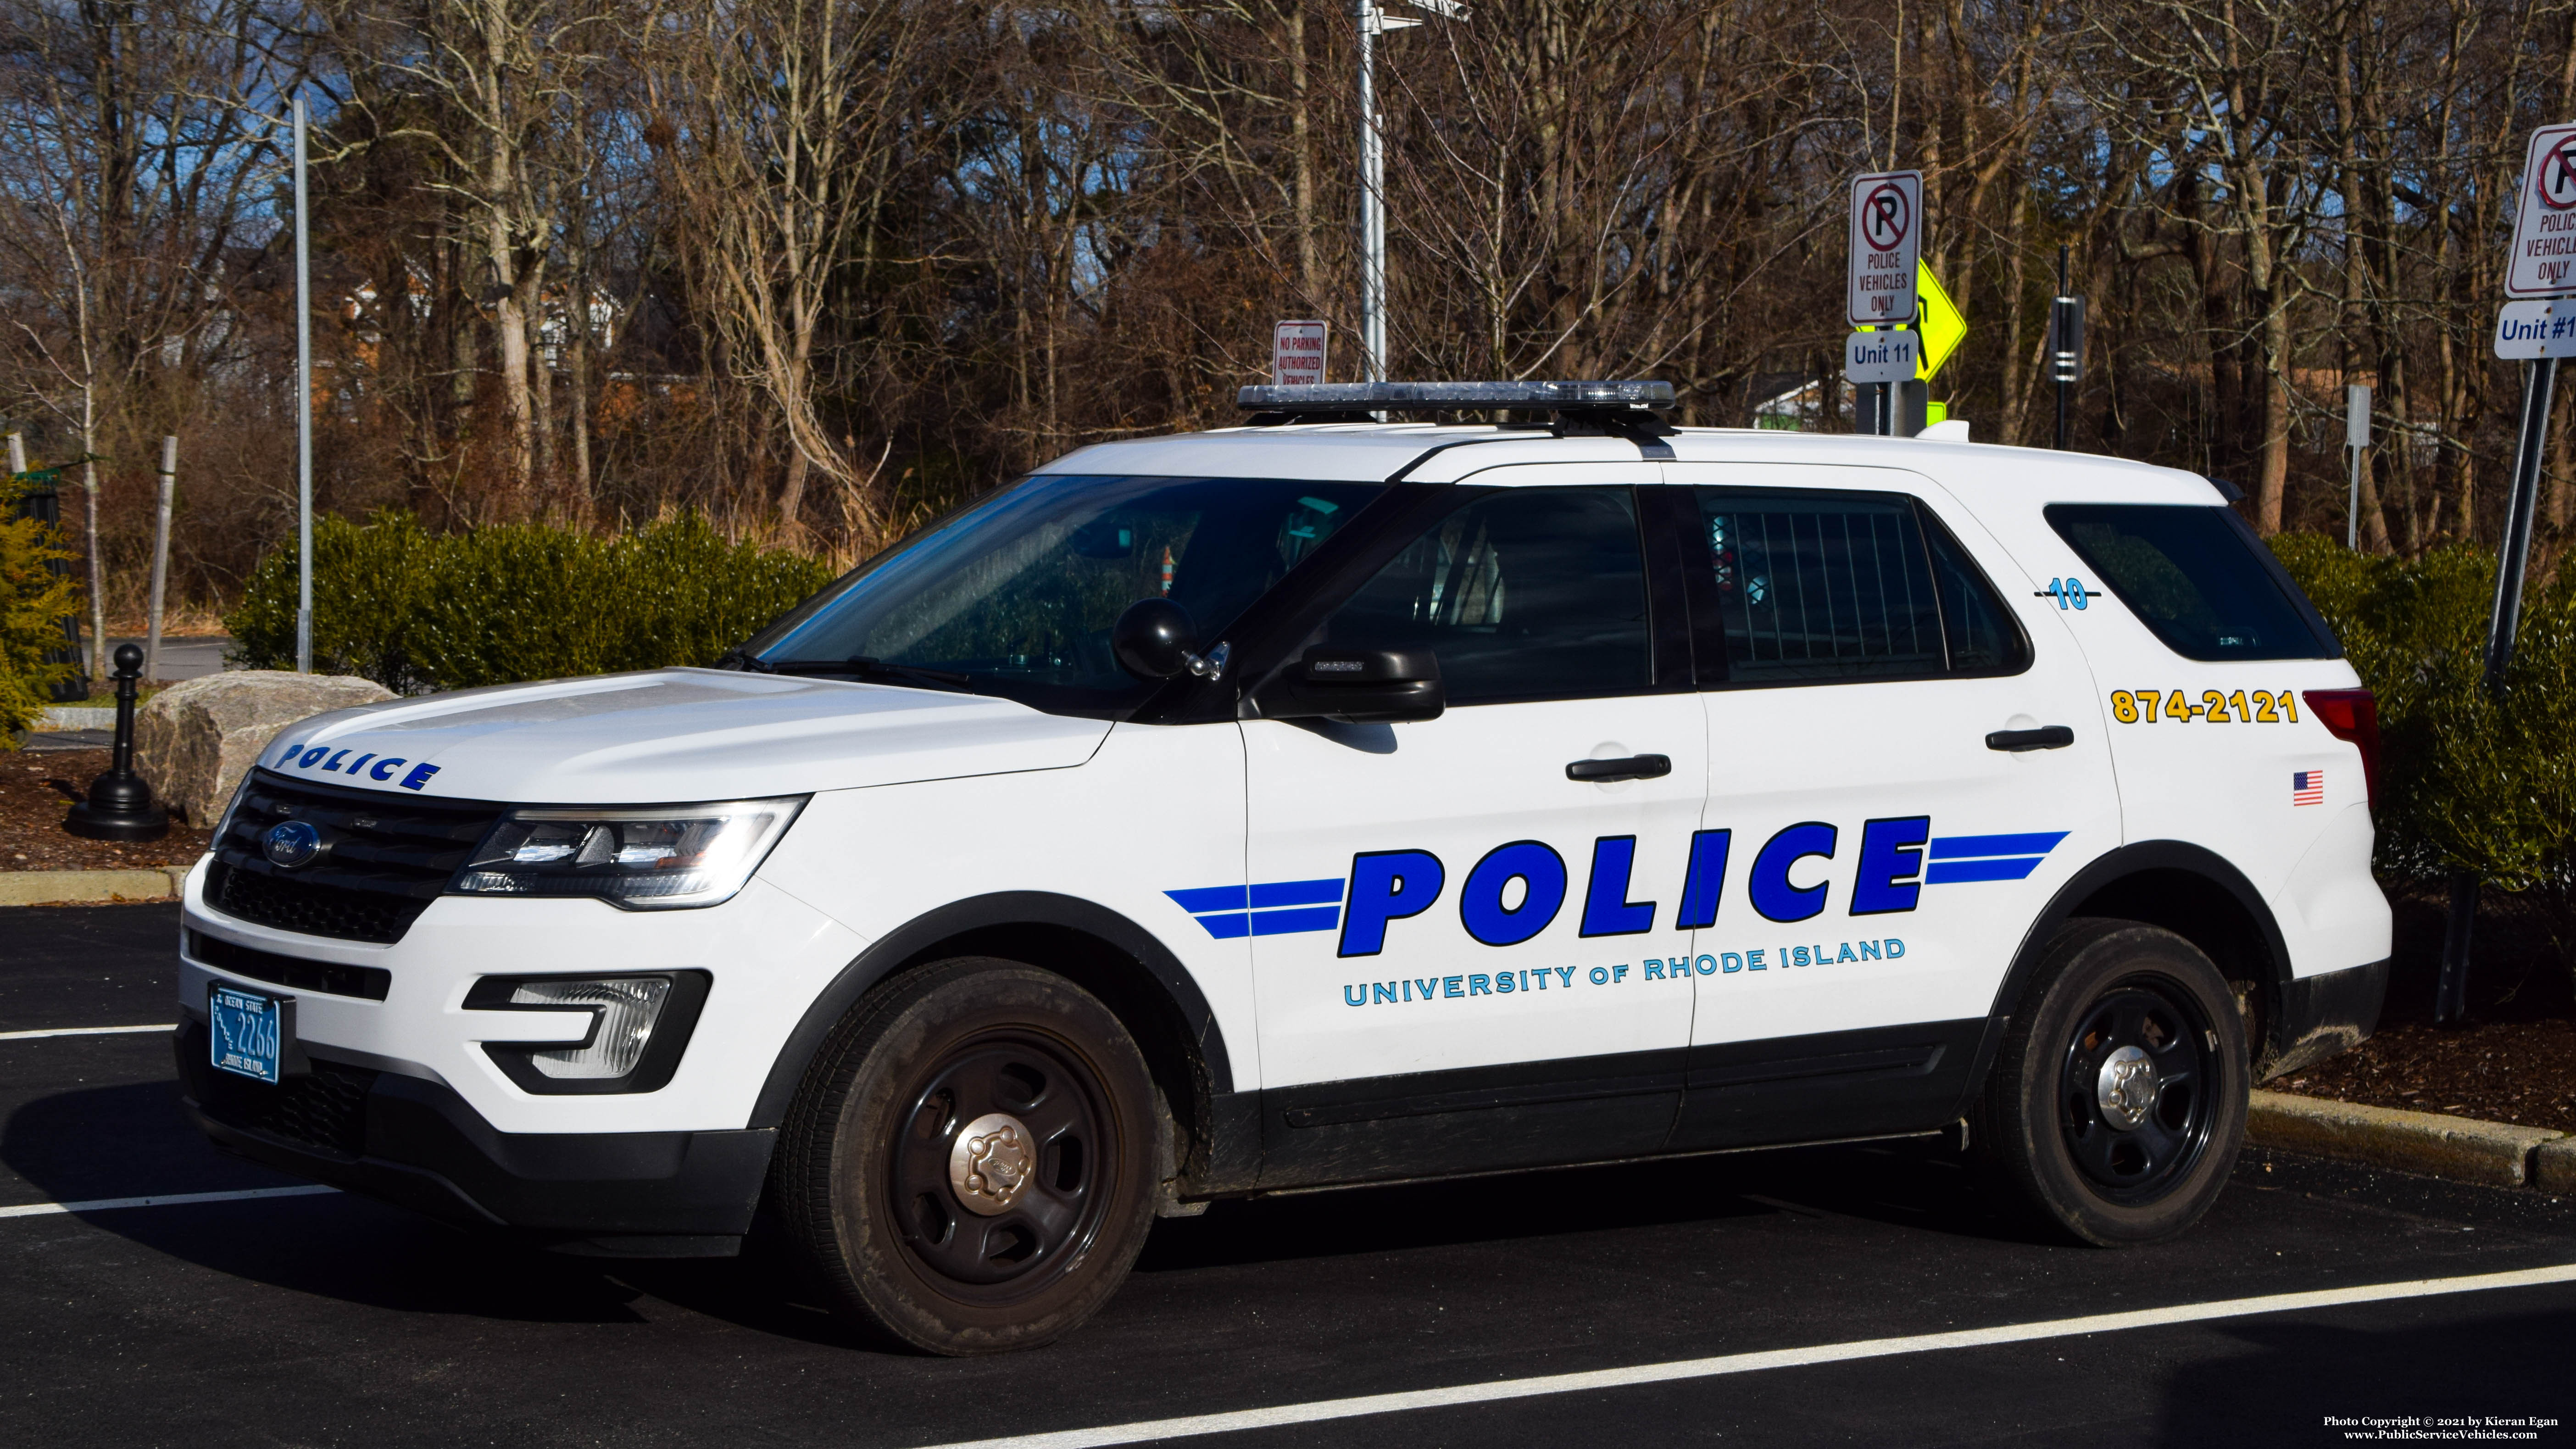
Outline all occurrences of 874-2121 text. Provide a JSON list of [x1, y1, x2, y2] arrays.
[[2109, 689, 2300, 724]]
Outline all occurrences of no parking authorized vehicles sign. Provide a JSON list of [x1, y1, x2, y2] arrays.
[[1273, 320, 1328, 385], [1849, 170, 1922, 325], [2506, 123, 2576, 298]]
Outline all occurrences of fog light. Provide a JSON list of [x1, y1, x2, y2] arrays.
[[512, 977, 672, 1079], [466, 971, 712, 1094]]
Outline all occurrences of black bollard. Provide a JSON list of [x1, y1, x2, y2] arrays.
[[65, 642, 170, 842]]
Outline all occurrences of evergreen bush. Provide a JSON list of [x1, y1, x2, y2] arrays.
[[2271, 534, 2576, 908], [0, 471, 81, 742], [228, 512, 835, 695]]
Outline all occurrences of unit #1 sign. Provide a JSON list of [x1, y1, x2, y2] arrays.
[[1848, 169, 1922, 326], [2494, 299, 2576, 358]]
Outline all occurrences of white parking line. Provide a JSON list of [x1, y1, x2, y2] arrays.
[[918, 1261, 2576, 1449], [0, 1185, 338, 1220], [0, 1023, 176, 1041]]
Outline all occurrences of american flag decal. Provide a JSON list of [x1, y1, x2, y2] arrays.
[[2292, 769, 2325, 806]]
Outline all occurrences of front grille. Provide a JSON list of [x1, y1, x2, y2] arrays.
[[206, 772, 504, 944], [188, 930, 391, 1001], [195, 1044, 379, 1158]]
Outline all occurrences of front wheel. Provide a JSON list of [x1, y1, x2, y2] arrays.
[[772, 959, 1160, 1353], [1972, 920, 2247, 1246]]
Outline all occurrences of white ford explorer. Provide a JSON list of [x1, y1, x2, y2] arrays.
[[178, 381, 2391, 1354]]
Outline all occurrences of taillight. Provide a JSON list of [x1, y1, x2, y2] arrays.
[[2302, 689, 2380, 812]]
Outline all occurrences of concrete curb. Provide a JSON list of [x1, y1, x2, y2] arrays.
[[2249, 1090, 2568, 1189], [2537, 1139, 2576, 1195], [0, 867, 189, 906]]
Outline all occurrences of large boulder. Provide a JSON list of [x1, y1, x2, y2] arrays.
[[136, 671, 397, 824]]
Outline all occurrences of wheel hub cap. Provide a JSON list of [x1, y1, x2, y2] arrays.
[[2095, 1044, 2159, 1130], [949, 1112, 1035, 1215]]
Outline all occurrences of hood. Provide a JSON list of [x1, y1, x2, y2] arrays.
[[253, 668, 1113, 804]]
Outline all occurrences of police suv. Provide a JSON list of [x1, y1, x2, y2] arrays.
[[179, 381, 2390, 1354]]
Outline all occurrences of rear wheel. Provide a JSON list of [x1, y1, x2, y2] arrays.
[[1973, 920, 2247, 1246], [773, 959, 1159, 1353]]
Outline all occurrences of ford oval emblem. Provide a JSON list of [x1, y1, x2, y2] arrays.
[[262, 819, 323, 869]]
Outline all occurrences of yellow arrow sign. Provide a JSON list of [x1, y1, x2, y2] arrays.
[[1914, 262, 1964, 380]]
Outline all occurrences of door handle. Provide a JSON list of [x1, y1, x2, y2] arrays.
[[1986, 726, 2075, 752], [1567, 753, 1672, 782]]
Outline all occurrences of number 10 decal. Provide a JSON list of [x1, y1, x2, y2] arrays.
[[2036, 577, 2098, 610]]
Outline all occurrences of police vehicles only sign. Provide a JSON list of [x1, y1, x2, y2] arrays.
[[1849, 170, 1921, 325], [2506, 123, 2576, 298]]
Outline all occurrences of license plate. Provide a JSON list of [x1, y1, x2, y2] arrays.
[[209, 983, 286, 1084]]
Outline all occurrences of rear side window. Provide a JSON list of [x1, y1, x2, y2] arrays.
[[2044, 504, 2335, 661], [1695, 488, 2029, 683]]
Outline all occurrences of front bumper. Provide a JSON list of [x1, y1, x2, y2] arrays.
[[177, 1022, 774, 1256], [2262, 957, 2389, 1081]]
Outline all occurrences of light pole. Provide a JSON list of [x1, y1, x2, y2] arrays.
[[293, 92, 313, 675], [1354, 0, 1463, 382]]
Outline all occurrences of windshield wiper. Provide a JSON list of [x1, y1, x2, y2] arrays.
[[764, 655, 973, 689]]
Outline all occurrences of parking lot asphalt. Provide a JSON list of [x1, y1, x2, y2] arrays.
[[5, 903, 2573, 1449]]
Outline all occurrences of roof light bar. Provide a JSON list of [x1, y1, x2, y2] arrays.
[[1236, 380, 1674, 414]]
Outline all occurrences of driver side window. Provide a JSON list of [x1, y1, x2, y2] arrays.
[[1318, 486, 1653, 705]]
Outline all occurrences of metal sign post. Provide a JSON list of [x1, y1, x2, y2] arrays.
[[2344, 385, 2370, 550], [293, 93, 314, 675], [2048, 247, 2083, 450], [2438, 121, 2576, 1025], [145, 435, 175, 683], [1352, 0, 1463, 384]]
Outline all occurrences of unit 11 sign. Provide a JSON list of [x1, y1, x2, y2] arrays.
[[1273, 320, 1328, 386], [1849, 170, 1922, 326], [2507, 123, 2576, 298], [1845, 329, 1921, 384]]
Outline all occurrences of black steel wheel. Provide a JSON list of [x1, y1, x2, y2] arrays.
[[773, 959, 1159, 1354], [887, 1032, 1113, 1298], [1973, 919, 2248, 1246], [2055, 979, 2219, 1203]]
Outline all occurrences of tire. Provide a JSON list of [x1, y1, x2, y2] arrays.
[[773, 958, 1160, 1354], [1971, 919, 2248, 1246]]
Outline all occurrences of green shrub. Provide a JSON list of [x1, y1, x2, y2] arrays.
[[227, 512, 836, 694], [2271, 534, 2576, 903], [0, 472, 81, 743]]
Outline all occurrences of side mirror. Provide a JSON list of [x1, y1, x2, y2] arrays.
[[1258, 646, 1444, 723], [1113, 598, 1198, 680]]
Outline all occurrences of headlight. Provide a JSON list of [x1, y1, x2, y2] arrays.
[[211, 770, 256, 842], [465, 971, 712, 1094], [451, 797, 805, 909]]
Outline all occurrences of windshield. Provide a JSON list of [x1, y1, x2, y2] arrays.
[[750, 474, 1386, 715]]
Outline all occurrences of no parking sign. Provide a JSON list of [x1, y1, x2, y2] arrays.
[[1848, 170, 1921, 326], [2506, 124, 2576, 298]]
